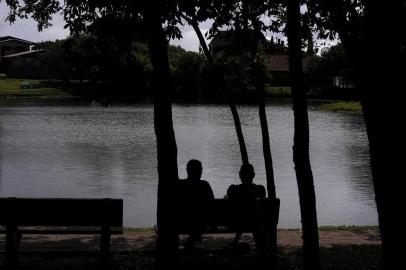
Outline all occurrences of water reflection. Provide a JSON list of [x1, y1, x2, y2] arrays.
[[0, 100, 377, 227]]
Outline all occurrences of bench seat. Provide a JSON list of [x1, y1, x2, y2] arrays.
[[0, 226, 123, 235], [0, 197, 123, 269], [176, 198, 280, 237]]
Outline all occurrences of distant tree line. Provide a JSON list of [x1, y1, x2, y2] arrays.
[[308, 43, 358, 100], [5, 35, 208, 100], [6, 27, 357, 101]]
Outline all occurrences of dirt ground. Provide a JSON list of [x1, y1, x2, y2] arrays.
[[0, 229, 382, 270], [0, 228, 381, 252]]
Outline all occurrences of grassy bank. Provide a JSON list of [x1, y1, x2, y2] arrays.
[[0, 88, 70, 97], [0, 78, 71, 98], [0, 78, 44, 90], [265, 86, 292, 97], [318, 101, 362, 112]]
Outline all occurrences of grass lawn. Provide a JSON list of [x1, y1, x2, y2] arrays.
[[318, 101, 362, 112], [265, 86, 292, 97], [0, 88, 69, 97], [0, 78, 70, 97], [0, 78, 42, 90]]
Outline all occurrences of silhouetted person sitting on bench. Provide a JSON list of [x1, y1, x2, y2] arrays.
[[179, 159, 214, 248], [226, 163, 266, 247]]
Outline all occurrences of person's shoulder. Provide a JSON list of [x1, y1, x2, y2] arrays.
[[253, 183, 265, 189], [203, 180, 215, 191], [227, 184, 238, 191], [253, 184, 266, 197], [198, 179, 210, 187], [226, 184, 239, 198]]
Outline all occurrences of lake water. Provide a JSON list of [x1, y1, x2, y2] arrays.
[[0, 99, 377, 228]]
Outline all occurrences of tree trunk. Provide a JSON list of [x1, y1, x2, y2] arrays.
[[258, 88, 276, 199], [286, 1, 321, 269], [144, 8, 179, 255], [357, 2, 404, 268], [256, 68, 277, 266], [321, 1, 406, 268], [229, 101, 249, 165], [249, 18, 277, 200], [184, 14, 249, 165]]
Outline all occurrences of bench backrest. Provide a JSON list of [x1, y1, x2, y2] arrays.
[[176, 198, 280, 232], [0, 198, 123, 227]]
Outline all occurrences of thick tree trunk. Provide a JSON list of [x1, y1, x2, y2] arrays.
[[286, 1, 321, 270], [185, 15, 249, 165], [144, 8, 179, 255], [357, 2, 405, 268], [321, 1, 406, 268]]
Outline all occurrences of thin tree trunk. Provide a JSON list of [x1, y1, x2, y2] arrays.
[[229, 101, 249, 165], [258, 91, 276, 199], [286, 1, 321, 269], [250, 16, 277, 200], [244, 3, 278, 262], [257, 73, 277, 266], [183, 14, 249, 165], [144, 8, 179, 255], [180, 14, 213, 65]]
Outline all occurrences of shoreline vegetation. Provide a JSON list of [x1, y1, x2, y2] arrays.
[[317, 101, 362, 112], [122, 225, 378, 232], [0, 79, 362, 113], [0, 226, 377, 233], [0, 78, 72, 98]]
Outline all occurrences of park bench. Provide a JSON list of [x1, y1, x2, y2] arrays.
[[176, 198, 280, 251], [0, 197, 123, 268]]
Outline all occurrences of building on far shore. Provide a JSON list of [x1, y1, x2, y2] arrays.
[[0, 36, 44, 75], [265, 55, 312, 86], [0, 36, 36, 60]]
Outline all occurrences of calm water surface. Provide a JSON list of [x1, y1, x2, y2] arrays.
[[0, 100, 377, 228]]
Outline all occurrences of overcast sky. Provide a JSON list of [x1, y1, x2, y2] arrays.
[[1, 3, 334, 52], [0, 2, 209, 52]]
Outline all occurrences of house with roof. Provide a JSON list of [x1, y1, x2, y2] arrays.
[[265, 55, 312, 86], [0, 36, 44, 75], [0, 36, 37, 59]]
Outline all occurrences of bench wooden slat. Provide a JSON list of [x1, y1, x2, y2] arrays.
[[0, 197, 124, 268], [0, 198, 123, 227], [0, 227, 123, 235], [176, 198, 280, 234]]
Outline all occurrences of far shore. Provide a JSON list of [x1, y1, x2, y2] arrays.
[[1, 78, 362, 108], [123, 225, 378, 232]]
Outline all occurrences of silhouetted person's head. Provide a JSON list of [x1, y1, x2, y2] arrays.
[[239, 163, 255, 184], [187, 159, 202, 181]]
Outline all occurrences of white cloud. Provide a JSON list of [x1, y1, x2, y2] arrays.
[[1, 4, 336, 53], [0, 2, 69, 42], [170, 30, 210, 53], [169, 22, 211, 52]]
